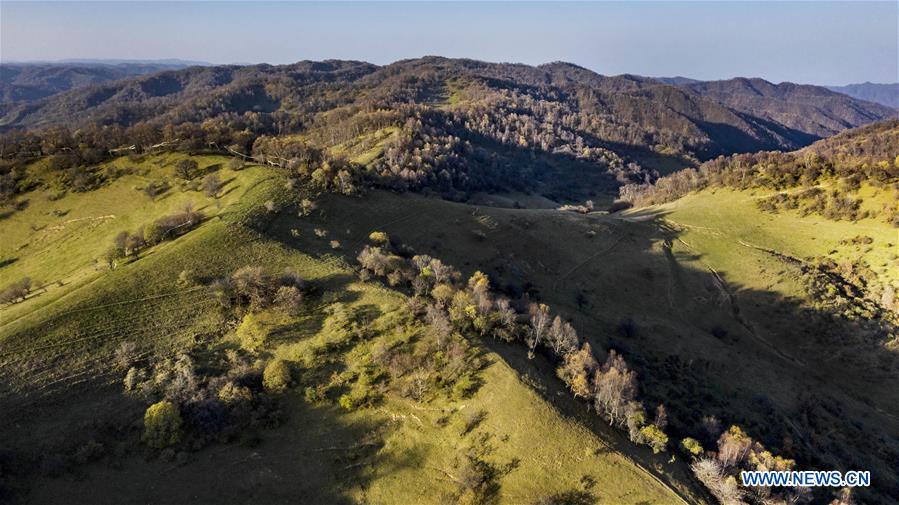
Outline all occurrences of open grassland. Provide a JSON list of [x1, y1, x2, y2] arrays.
[[651, 186, 898, 290], [0, 158, 700, 504], [0, 153, 268, 327], [287, 188, 898, 503]]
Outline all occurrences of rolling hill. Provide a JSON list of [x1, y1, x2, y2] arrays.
[[0, 153, 711, 504], [0, 59, 897, 505]]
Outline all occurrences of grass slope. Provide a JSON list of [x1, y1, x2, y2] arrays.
[[0, 157, 697, 504], [288, 188, 897, 503]]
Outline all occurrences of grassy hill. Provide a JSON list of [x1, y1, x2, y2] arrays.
[[0, 154, 706, 504], [285, 186, 897, 504]]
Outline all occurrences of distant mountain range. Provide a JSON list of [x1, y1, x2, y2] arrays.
[[658, 77, 899, 110], [0, 61, 204, 104], [825, 82, 899, 109], [0, 58, 894, 168]]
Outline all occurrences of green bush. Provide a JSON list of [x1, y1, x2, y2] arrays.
[[639, 424, 669, 454], [143, 401, 182, 449], [368, 231, 389, 245], [236, 312, 268, 351], [681, 437, 704, 458], [338, 393, 358, 410], [263, 359, 292, 394], [451, 373, 479, 400]]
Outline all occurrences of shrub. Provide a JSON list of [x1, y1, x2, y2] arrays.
[[262, 360, 292, 394], [123, 366, 146, 392], [236, 312, 268, 351], [73, 440, 105, 465], [142, 401, 182, 449], [114, 341, 139, 369], [460, 409, 487, 435], [231, 266, 277, 309], [217, 381, 253, 405], [639, 424, 668, 454], [368, 231, 389, 245], [143, 210, 204, 244], [681, 437, 704, 458], [299, 198, 317, 216], [143, 181, 168, 199], [338, 393, 358, 410], [451, 373, 479, 400], [274, 285, 303, 316], [177, 269, 197, 288], [0, 277, 32, 304]]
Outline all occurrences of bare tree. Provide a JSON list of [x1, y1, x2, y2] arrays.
[[526, 303, 551, 357], [202, 173, 223, 197], [593, 350, 638, 426], [691, 457, 747, 505], [174, 159, 198, 180], [654, 404, 668, 430], [548, 315, 578, 356], [428, 258, 456, 284]]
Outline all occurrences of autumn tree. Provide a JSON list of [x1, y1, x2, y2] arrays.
[[557, 342, 598, 398], [467, 271, 492, 314], [492, 297, 517, 341], [717, 425, 752, 468]]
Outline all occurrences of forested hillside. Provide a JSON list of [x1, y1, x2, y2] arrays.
[[1, 58, 893, 203], [620, 119, 899, 225]]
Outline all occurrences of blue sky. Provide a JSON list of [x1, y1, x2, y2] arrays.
[[2, 1, 897, 85]]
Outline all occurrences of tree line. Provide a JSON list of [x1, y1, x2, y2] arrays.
[[353, 232, 830, 505], [619, 120, 899, 226]]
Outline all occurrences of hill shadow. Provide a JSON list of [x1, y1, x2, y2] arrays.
[[7, 394, 391, 505]]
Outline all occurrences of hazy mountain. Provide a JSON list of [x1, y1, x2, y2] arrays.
[[653, 76, 700, 86], [826, 82, 899, 109], [676, 77, 896, 139], [0, 62, 201, 104]]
